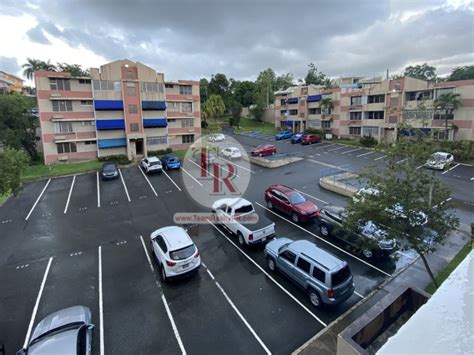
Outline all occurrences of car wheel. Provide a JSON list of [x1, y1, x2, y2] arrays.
[[320, 224, 330, 237], [160, 265, 168, 282], [267, 257, 276, 271], [266, 199, 273, 210], [363, 249, 373, 259], [271, 151, 275, 155], [292, 213, 299, 223], [259, 153, 263, 157], [237, 232, 245, 246], [308, 289, 322, 307]]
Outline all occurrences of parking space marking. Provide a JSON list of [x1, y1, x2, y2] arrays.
[[98, 246, 104, 355], [137, 166, 158, 197], [180, 167, 204, 186], [201, 263, 271, 355], [374, 155, 386, 161], [187, 159, 220, 181], [25, 179, 51, 220], [416, 163, 425, 170], [307, 158, 344, 170], [254, 202, 391, 277], [218, 157, 255, 174], [118, 169, 131, 202], [396, 158, 408, 164], [327, 146, 346, 152], [23, 257, 53, 349], [354, 291, 364, 299], [442, 163, 460, 175], [396, 250, 415, 259], [207, 220, 327, 327], [356, 151, 373, 158], [97, 172, 101, 208], [295, 189, 329, 205], [139, 236, 187, 354], [63, 175, 76, 214], [162, 170, 182, 192], [341, 148, 362, 155]]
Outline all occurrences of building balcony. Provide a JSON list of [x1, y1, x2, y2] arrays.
[[348, 120, 362, 125], [349, 105, 363, 111]]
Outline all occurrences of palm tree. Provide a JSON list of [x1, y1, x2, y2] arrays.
[[22, 58, 57, 80], [433, 93, 462, 140], [205, 94, 225, 121], [320, 97, 334, 117], [57, 63, 89, 76]]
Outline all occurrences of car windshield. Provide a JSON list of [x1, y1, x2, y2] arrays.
[[169, 244, 196, 260], [150, 161, 161, 166], [103, 164, 116, 172], [288, 192, 306, 205], [29, 322, 83, 346], [432, 153, 446, 161], [234, 204, 254, 214], [255, 145, 264, 149], [331, 265, 351, 286]]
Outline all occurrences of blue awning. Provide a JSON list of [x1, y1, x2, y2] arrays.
[[96, 119, 125, 130], [94, 100, 124, 110], [307, 95, 322, 102], [143, 118, 167, 128], [399, 128, 431, 136], [286, 98, 298, 104], [142, 101, 167, 110], [98, 138, 127, 149]]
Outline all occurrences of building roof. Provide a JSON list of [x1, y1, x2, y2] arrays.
[[0, 71, 24, 82]]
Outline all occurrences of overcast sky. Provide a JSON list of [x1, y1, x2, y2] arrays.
[[1, 0, 473, 84]]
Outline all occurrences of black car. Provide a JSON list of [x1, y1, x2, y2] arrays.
[[101, 162, 119, 180], [317, 205, 397, 259]]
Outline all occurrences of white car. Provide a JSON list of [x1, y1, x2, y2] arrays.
[[150, 226, 201, 281], [141, 156, 162, 174], [220, 147, 242, 160], [425, 152, 454, 170], [208, 133, 225, 142]]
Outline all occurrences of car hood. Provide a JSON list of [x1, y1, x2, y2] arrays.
[[29, 328, 80, 355], [426, 159, 445, 166], [31, 306, 90, 343], [265, 237, 293, 255], [293, 201, 318, 214]]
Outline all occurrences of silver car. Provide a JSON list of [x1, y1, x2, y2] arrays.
[[265, 238, 355, 307], [19, 305, 94, 355]]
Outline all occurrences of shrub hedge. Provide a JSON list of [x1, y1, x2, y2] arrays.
[[98, 155, 131, 164]]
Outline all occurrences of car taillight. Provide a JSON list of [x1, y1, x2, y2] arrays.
[[194, 251, 200, 258], [315, 211, 320, 217], [166, 260, 176, 267], [328, 288, 334, 298], [248, 234, 254, 241]]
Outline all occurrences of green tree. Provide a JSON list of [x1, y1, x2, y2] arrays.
[[344, 142, 459, 287], [208, 73, 230, 99], [433, 93, 463, 140], [22, 58, 57, 80], [232, 80, 257, 107], [320, 97, 334, 116], [0, 148, 29, 195], [57, 63, 89, 76], [199, 78, 209, 103], [229, 100, 242, 127], [305, 63, 331, 86], [404, 63, 437, 81], [204, 94, 225, 120], [275, 73, 294, 90], [447, 65, 474, 81], [0, 93, 38, 158]]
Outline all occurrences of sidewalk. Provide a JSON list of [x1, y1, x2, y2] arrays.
[[294, 227, 471, 355]]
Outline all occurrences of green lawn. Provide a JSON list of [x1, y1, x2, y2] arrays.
[[332, 138, 366, 147], [234, 118, 278, 135], [425, 242, 472, 294], [22, 160, 103, 181]]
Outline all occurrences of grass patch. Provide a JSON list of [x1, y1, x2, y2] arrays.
[[22, 160, 103, 181], [331, 138, 365, 147], [425, 242, 472, 294], [0, 191, 12, 206], [234, 117, 278, 135]]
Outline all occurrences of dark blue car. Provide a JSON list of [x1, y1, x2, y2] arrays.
[[161, 154, 181, 170], [291, 131, 307, 144], [275, 130, 293, 140]]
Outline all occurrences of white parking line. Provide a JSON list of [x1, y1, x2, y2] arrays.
[[433, 197, 452, 209], [119, 169, 131, 202], [442, 163, 461, 175], [396, 158, 408, 164], [98, 246, 104, 355], [96, 172, 101, 208], [341, 148, 362, 155], [207, 220, 327, 327], [162, 170, 182, 192], [180, 167, 203, 186], [202, 265, 271, 354], [254, 202, 391, 277], [396, 250, 415, 259], [63, 176, 76, 214], [295, 190, 329, 205], [354, 291, 364, 299], [327, 146, 346, 152], [23, 257, 53, 349], [187, 159, 220, 181], [218, 157, 255, 174], [374, 155, 386, 161], [416, 163, 425, 170], [356, 151, 373, 158], [139, 236, 187, 354], [25, 179, 51, 221], [137, 167, 158, 196]]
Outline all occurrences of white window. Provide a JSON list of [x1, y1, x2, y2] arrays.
[[147, 136, 168, 145], [181, 102, 193, 113], [181, 118, 194, 127], [50, 78, 70, 91], [52, 100, 73, 112], [179, 85, 192, 95], [54, 122, 74, 133], [57, 142, 77, 154]]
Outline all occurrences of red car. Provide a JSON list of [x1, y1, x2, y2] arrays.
[[265, 185, 320, 223], [251, 144, 276, 157], [301, 134, 321, 145]]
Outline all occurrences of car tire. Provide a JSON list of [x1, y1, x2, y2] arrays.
[[319, 223, 330, 237], [267, 257, 276, 271], [308, 288, 322, 307], [363, 249, 373, 259], [271, 151, 275, 155], [292, 213, 299, 223], [266, 199, 273, 210], [160, 265, 168, 282], [237, 232, 245, 246]]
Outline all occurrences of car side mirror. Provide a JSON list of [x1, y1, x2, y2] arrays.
[[87, 324, 95, 330]]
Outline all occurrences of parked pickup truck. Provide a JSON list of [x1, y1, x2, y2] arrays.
[[212, 198, 276, 246]]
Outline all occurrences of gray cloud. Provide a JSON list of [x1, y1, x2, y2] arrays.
[[0, 56, 21, 76], [26, 25, 51, 44]]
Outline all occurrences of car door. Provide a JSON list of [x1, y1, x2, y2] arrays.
[[277, 249, 297, 278], [270, 190, 285, 212], [141, 159, 147, 169], [293, 256, 312, 288], [153, 235, 167, 264], [279, 192, 293, 215]]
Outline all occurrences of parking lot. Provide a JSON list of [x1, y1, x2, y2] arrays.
[[1, 131, 473, 354]]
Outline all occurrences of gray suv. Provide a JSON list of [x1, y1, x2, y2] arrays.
[[265, 237, 355, 307]]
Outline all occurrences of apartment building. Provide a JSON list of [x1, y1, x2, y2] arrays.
[[0, 71, 24, 94], [35, 59, 200, 164], [274, 77, 474, 142]]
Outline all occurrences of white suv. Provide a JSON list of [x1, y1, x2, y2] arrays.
[[150, 226, 201, 281], [141, 156, 162, 174], [221, 147, 242, 160]]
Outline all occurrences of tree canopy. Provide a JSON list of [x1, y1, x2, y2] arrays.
[[404, 63, 437, 81], [22, 58, 89, 79], [0, 148, 29, 196], [305, 63, 331, 87], [447, 65, 474, 81]]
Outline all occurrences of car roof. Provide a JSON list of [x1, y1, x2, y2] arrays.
[[269, 184, 295, 194], [322, 204, 345, 215], [163, 153, 177, 159], [288, 240, 345, 271], [225, 146, 239, 150], [147, 156, 160, 162], [214, 197, 252, 209], [156, 226, 193, 250], [433, 152, 450, 157]]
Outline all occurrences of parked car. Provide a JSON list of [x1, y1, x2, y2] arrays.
[[265, 238, 355, 307], [425, 152, 454, 170], [101, 162, 119, 180], [150, 226, 201, 282], [220, 147, 242, 160], [317, 205, 397, 259], [208, 133, 225, 142], [161, 154, 181, 170], [140, 156, 162, 174], [290, 131, 307, 144], [264, 185, 320, 223], [301, 134, 321, 145], [250, 144, 276, 157], [212, 198, 276, 246], [19, 305, 94, 355], [275, 130, 293, 140], [193, 150, 216, 165]]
